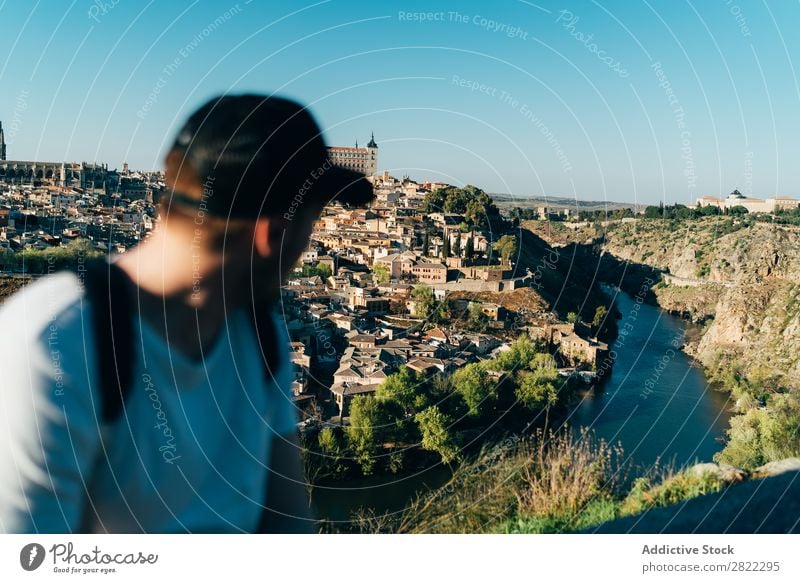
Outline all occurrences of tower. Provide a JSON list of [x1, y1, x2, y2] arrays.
[[0, 121, 6, 160], [365, 132, 378, 176]]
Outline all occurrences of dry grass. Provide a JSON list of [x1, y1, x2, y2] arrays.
[[514, 428, 626, 521], [349, 428, 628, 534]]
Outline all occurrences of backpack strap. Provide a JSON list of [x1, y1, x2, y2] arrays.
[[251, 300, 282, 390], [80, 259, 135, 423], [251, 301, 292, 534]]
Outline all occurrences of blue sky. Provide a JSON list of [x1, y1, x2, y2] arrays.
[[1, 0, 798, 204]]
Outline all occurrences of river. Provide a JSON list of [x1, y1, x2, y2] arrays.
[[313, 287, 733, 525], [568, 285, 732, 471]]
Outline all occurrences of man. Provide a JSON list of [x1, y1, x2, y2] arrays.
[[0, 94, 373, 533]]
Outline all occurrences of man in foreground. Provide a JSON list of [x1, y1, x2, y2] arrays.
[[0, 94, 373, 533]]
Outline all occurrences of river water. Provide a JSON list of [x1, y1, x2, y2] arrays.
[[313, 287, 733, 524], [568, 286, 732, 471]]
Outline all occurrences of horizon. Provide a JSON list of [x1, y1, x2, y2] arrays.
[[1, 1, 799, 204]]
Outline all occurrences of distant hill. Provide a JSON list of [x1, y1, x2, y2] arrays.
[[490, 193, 643, 213]]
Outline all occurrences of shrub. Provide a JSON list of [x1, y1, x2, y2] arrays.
[[620, 470, 726, 516]]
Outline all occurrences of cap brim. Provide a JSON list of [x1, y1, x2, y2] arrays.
[[318, 166, 375, 207]]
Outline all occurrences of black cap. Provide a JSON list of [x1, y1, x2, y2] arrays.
[[167, 94, 374, 218]]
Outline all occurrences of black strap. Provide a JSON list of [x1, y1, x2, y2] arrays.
[[78, 260, 283, 533], [81, 259, 135, 423], [252, 300, 280, 383], [80, 260, 281, 422]]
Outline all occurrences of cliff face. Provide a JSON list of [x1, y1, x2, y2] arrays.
[[522, 218, 800, 389], [603, 219, 800, 388]]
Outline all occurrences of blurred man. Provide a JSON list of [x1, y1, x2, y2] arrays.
[[0, 94, 373, 533]]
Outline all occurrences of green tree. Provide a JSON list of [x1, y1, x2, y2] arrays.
[[15, 238, 103, 273], [415, 406, 460, 464], [530, 353, 557, 370], [464, 235, 474, 259], [316, 263, 332, 280], [452, 363, 495, 417], [373, 262, 390, 284], [424, 185, 498, 228], [729, 205, 749, 216], [442, 234, 450, 258], [467, 302, 487, 330], [424, 188, 447, 213], [698, 204, 720, 216], [464, 199, 485, 228], [493, 234, 517, 264], [495, 335, 540, 372], [411, 284, 436, 319], [444, 189, 471, 214], [376, 367, 426, 414], [566, 311, 580, 324], [347, 396, 393, 475], [644, 205, 663, 219], [298, 262, 331, 279], [592, 305, 608, 333], [314, 426, 348, 479], [716, 393, 800, 469], [452, 233, 461, 257], [422, 231, 430, 256], [515, 362, 560, 411]]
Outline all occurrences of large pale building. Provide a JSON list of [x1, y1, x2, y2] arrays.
[[696, 189, 799, 214], [327, 133, 378, 177], [0, 159, 112, 190], [0, 121, 114, 190]]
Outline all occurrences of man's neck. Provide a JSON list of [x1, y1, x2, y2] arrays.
[[114, 228, 240, 361]]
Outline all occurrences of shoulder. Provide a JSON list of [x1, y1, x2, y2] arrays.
[[0, 270, 97, 408], [0, 271, 87, 345]]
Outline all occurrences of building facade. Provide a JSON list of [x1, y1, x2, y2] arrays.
[[327, 133, 378, 176], [696, 189, 799, 214], [0, 160, 113, 190]]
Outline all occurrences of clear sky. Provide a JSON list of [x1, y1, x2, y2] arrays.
[[1, 0, 798, 204]]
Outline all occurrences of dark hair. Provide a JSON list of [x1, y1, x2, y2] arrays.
[[169, 94, 373, 218]]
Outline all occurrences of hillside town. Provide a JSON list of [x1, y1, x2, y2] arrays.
[[280, 167, 612, 423], [0, 128, 611, 428], [9, 128, 799, 434], [6, 127, 799, 430]]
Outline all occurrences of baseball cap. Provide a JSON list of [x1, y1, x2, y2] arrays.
[[166, 94, 374, 218]]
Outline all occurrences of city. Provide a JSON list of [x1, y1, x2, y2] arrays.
[[2, 2, 800, 573]]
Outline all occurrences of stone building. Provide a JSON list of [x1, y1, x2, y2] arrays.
[[696, 189, 799, 214], [327, 133, 378, 176], [0, 159, 114, 191]]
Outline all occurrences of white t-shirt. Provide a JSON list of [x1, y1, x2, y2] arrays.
[[0, 270, 297, 533]]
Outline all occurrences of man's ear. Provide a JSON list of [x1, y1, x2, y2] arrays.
[[253, 216, 285, 259]]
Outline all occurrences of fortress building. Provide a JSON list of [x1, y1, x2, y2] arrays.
[[0, 159, 111, 190], [696, 189, 799, 214], [327, 133, 378, 177], [0, 120, 113, 190]]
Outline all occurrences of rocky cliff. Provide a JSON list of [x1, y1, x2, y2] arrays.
[[606, 219, 800, 391], [523, 218, 800, 391]]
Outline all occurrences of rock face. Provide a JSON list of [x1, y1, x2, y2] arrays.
[[754, 458, 800, 478], [688, 462, 746, 483], [589, 469, 800, 533], [537, 218, 800, 390]]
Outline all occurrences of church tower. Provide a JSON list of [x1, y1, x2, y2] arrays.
[[0, 121, 6, 160], [365, 132, 378, 176]]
